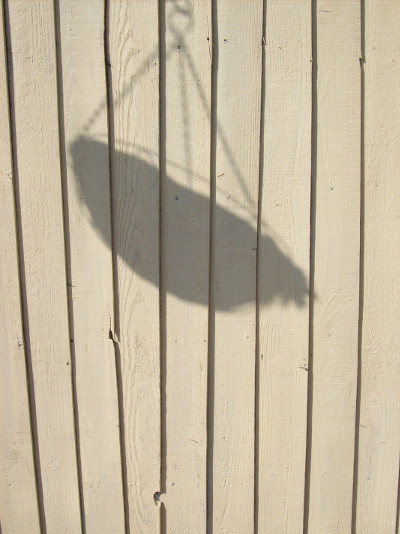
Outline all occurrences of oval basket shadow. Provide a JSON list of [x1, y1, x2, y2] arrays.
[[70, 135, 308, 311]]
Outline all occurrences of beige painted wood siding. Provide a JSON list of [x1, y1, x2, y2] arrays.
[[2, 1, 400, 533], [4, 1, 82, 531], [257, 1, 311, 532], [163, 1, 211, 531], [308, 1, 361, 532], [58, 1, 125, 531], [109, 1, 161, 532], [0, 3, 41, 531], [356, 1, 400, 532]]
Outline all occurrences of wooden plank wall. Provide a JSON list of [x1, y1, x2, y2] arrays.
[[1, 1, 400, 533]]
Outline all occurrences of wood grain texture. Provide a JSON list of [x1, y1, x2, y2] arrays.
[[5, 3, 400, 532], [308, 1, 361, 532], [356, 1, 400, 531], [257, 1, 311, 532], [6, 0, 82, 531], [211, 2, 262, 532], [109, 1, 161, 531], [58, 1, 125, 532], [0, 4, 41, 531], [162, 1, 211, 531]]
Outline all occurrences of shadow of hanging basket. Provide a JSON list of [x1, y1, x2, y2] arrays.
[[70, 135, 308, 311]]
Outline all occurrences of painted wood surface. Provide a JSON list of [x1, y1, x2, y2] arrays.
[[5, 1, 82, 531], [0, 3, 41, 531], [210, 2, 262, 532], [308, 1, 361, 532], [108, 1, 161, 532], [356, 1, 400, 532], [163, 1, 211, 532], [257, 1, 311, 532], [58, 1, 125, 532], [2, 1, 400, 533]]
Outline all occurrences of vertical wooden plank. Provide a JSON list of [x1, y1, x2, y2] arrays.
[[6, 0, 82, 531], [356, 1, 400, 531], [211, 2, 262, 532], [163, 1, 211, 531], [58, 0, 125, 532], [0, 4, 41, 532], [257, 1, 311, 532], [109, 1, 161, 532], [308, 1, 361, 532]]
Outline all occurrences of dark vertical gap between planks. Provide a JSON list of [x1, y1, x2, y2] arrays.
[[303, 0, 317, 532], [351, 2, 365, 532], [104, 0, 121, 340], [2, 2, 47, 532], [159, 1, 167, 533], [53, 2, 86, 532], [206, 1, 218, 532], [254, 1, 267, 532], [104, 2, 130, 533]]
